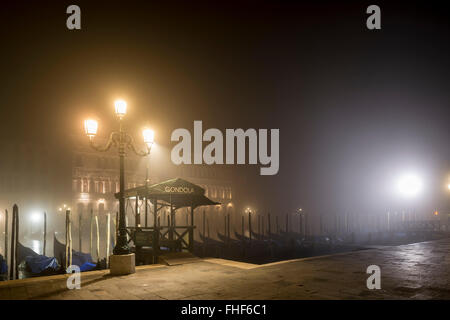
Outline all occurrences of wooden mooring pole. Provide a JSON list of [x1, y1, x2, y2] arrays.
[[10, 205, 18, 280], [106, 213, 110, 268], [43, 212, 47, 256], [189, 205, 194, 253], [65, 209, 72, 269], [203, 210, 206, 255], [15, 205, 19, 279], [248, 211, 252, 242], [276, 215, 279, 234], [9, 208, 14, 280], [285, 213, 288, 233], [261, 215, 264, 239], [227, 214, 230, 243], [258, 215, 261, 239], [203, 210, 206, 237], [4, 209, 8, 272], [78, 209, 82, 252], [241, 215, 244, 240], [224, 214, 227, 237], [90, 209, 93, 257], [95, 215, 100, 263]]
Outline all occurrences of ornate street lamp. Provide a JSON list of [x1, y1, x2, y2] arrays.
[[84, 100, 153, 257]]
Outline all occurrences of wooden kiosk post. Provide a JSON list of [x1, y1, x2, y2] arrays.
[[189, 204, 194, 253]]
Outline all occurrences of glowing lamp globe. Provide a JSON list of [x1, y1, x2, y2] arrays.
[[84, 119, 98, 137], [114, 99, 127, 117], [142, 128, 155, 147]]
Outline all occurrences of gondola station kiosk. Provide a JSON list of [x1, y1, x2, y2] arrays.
[[112, 178, 219, 273]]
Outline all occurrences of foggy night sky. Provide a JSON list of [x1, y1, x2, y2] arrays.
[[0, 1, 448, 216]]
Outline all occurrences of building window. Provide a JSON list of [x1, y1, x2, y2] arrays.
[[75, 155, 83, 167], [82, 179, 88, 193], [89, 179, 95, 193]]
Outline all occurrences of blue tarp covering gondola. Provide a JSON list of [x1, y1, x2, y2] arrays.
[[0, 254, 7, 278], [53, 234, 96, 272], [17, 242, 60, 275]]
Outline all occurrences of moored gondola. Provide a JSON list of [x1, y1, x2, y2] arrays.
[[53, 233, 97, 272]]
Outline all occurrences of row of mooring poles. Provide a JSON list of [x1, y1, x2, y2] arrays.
[[196, 209, 346, 247], [4, 205, 118, 278]]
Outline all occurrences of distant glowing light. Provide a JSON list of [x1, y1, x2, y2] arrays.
[[84, 119, 98, 137], [397, 174, 422, 197], [447, 183, 450, 191], [434, 210, 439, 216], [114, 99, 127, 117], [30, 212, 41, 223]]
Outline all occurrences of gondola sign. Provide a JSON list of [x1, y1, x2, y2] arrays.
[[164, 186, 194, 193]]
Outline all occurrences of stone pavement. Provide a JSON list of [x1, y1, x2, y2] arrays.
[[1, 238, 449, 300]]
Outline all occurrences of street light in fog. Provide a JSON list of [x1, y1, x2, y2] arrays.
[[397, 173, 423, 198], [30, 211, 41, 235], [30, 212, 41, 223], [83, 99, 154, 267]]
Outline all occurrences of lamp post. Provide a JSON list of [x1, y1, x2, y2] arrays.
[[84, 100, 154, 259], [296, 208, 303, 236]]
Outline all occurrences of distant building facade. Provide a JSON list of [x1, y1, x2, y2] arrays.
[[69, 135, 234, 236]]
